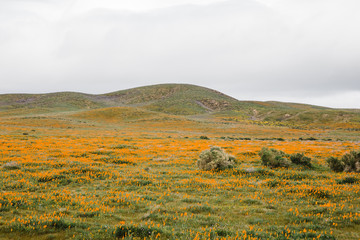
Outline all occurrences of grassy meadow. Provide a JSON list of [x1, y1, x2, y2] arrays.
[[0, 85, 359, 239]]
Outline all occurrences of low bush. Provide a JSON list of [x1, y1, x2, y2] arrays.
[[326, 157, 344, 172], [258, 147, 290, 168], [114, 225, 163, 238], [77, 211, 99, 218], [215, 229, 233, 237], [197, 146, 236, 171], [342, 151, 360, 172], [336, 177, 359, 184], [290, 153, 312, 167], [200, 136, 209, 140], [186, 205, 213, 213], [327, 151, 360, 173]]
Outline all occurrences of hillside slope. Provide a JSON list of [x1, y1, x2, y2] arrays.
[[0, 84, 359, 127], [0, 84, 248, 114]]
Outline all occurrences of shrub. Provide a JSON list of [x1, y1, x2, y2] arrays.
[[290, 153, 312, 167], [258, 147, 290, 168], [242, 199, 262, 205], [186, 205, 213, 213], [197, 146, 235, 171], [267, 179, 280, 188], [114, 225, 163, 238], [326, 157, 344, 172], [215, 229, 233, 237], [336, 177, 359, 184], [111, 144, 137, 149], [77, 211, 99, 218], [342, 151, 360, 172], [200, 136, 209, 140], [327, 151, 360, 172]]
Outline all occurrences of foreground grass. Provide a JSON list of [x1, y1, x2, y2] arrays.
[[0, 116, 359, 239]]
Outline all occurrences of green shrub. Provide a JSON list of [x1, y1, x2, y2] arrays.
[[197, 146, 236, 171], [258, 147, 290, 168], [37, 174, 67, 183], [248, 218, 265, 225], [186, 205, 213, 213], [242, 199, 262, 205], [215, 229, 233, 237], [114, 225, 163, 238], [327, 151, 360, 172], [326, 157, 344, 172], [290, 153, 312, 167], [77, 211, 99, 218], [267, 179, 280, 188], [111, 144, 138, 149], [336, 177, 359, 184], [200, 136, 209, 140], [342, 151, 360, 172]]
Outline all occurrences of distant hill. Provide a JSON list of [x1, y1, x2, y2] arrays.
[[0, 84, 247, 114], [0, 84, 359, 126]]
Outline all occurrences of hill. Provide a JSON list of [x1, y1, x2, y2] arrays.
[[0, 84, 359, 127]]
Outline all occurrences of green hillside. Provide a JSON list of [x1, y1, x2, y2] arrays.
[[0, 84, 359, 127], [0, 92, 103, 111]]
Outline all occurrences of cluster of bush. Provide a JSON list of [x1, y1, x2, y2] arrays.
[[197, 146, 359, 173], [197, 146, 313, 172], [258, 148, 360, 172], [258, 147, 312, 168], [197, 146, 313, 171]]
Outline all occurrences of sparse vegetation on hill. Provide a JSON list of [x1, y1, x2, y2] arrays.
[[70, 107, 158, 123], [1, 84, 359, 129]]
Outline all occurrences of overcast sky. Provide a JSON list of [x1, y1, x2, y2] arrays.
[[0, 0, 359, 108]]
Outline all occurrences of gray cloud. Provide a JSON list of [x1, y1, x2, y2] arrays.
[[0, 0, 359, 108]]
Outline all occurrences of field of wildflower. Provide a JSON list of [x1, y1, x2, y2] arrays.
[[0, 114, 359, 239]]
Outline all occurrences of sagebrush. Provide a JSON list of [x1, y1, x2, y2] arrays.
[[327, 150, 360, 172], [290, 153, 312, 167], [197, 146, 236, 171], [258, 147, 290, 168]]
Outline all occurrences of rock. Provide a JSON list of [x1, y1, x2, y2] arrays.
[[244, 167, 256, 173], [58, 208, 68, 213], [3, 161, 21, 170]]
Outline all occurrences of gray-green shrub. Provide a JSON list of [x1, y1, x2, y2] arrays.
[[342, 151, 360, 172], [290, 153, 312, 167], [197, 146, 235, 171], [258, 147, 290, 168], [327, 150, 360, 172], [326, 157, 344, 172]]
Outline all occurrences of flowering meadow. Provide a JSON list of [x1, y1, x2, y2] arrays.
[[0, 114, 359, 239]]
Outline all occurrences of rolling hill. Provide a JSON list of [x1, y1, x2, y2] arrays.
[[0, 83, 359, 127]]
